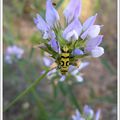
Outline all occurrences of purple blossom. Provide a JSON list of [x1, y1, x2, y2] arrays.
[[59, 75, 66, 82], [95, 109, 101, 120], [87, 25, 102, 38], [46, 0, 60, 28], [68, 62, 89, 82], [83, 105, 94, 118], [5, 45, 24, 64], [63, 0, 81, 24], [49, 38, 60, 52], [84, 35, 104, 57], [91, 46, 104, 58], [34, 0, 104, 58], [85, 35, 103, 52], [72, 109, 83, 120], [34, 0, 104, 77], [72, 48, 84, 55], [82, 14, 97, 31], [34, 14, 50, 39], [63, 18, 82, 41], [81, 14, 98, 40], [72, 105, 101, 120], [43, 56, 53, 66]]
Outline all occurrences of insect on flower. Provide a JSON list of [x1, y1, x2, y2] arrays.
[[60, 45, 70, 74], [34, 0, 104, 76], [38, 39, 86, 75]]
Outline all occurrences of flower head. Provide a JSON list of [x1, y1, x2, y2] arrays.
[[63, 0, 81, 24], [4, 45, 24, 64], [72, 105, 101, 120], [46, 0, 60, 28], [34, 0, 104, 77]]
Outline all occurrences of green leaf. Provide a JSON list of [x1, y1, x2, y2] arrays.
[[30, 33, 46, 45], [44, 43, 59, 58], [75, 39, 86, 48]]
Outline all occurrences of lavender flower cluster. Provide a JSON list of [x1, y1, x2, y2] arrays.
[[34, 0, 104, 82], [34, 0, 104, 58], [4, 45, 24, 64], [72, 105, 101, 120]]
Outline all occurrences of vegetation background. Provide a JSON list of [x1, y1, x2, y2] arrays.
[[3, 0, 117, 120]]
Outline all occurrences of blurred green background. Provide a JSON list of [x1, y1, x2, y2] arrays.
[[3, 0, 117, 120]]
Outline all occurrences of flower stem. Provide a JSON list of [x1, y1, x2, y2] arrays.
[[4, 69, 50, 112]]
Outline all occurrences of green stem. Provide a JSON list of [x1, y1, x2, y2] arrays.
[[4, 69, 50, 112], [67, 84, 82, 113], [32, 90, 49, 120]]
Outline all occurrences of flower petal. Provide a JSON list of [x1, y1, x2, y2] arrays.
[[5, 55, 12, 64], [46, 0, 60, 28], [34, 14, 49, 32], [81, 25, 101, 40], [91, 47, 104, 58], [71, 69, 79, 75], [43, 57, 53, 66], [95, 109, 101, 120], [50, 38, 60, 52], [83, 105, 94, 118], [69, 65, 76, 72], [87, 25, 101, 38], [83, 13, 97, 31], [66, 30, 79, 41], [63, 18, 82, 41], [72, 48, 84, 55], [78, 62, 89, 71], [76, 75, 84, 82], [85, 35, 103, 52], [63, 0, 81, 23], [59, 75, 66, 82]]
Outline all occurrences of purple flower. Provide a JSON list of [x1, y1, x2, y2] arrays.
[[95, 109, 101, 120], [46, 0, 60, 28], [82, 14, 97, 31], [72, 105, 101, 120], [87, 25, 102, 38], [84, 35, 104, 57], [91, 46, 104, 58], [72, 109, 84, 120], [43, 56, 53, 66], [72, 48, 84, 55], [63, 18, 82, 41], [63, 0, 81, 24], [69, 62, 89, 82], [81, 14, 98, 40], [85, 35, 103, 52], [34, 0, 104, 77], [59, 75, 66, 82], [49, 38, 60, 52], [34, 14, 50, 39], [5, 45, 24, 64], [83, 105, 94, 118]]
